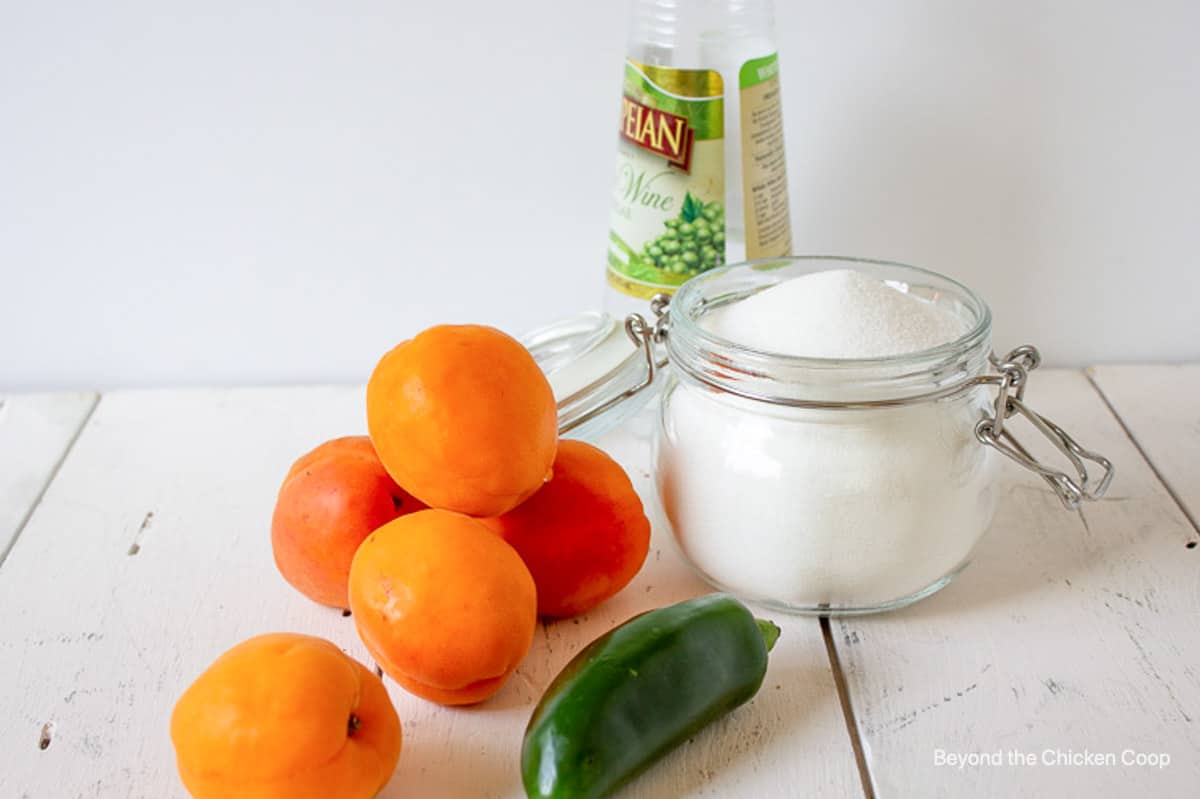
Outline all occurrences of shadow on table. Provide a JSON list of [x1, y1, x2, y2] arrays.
[[378, 725, 519, 799], [895, 474, 1156, 621], [616, 662, 840, 797]]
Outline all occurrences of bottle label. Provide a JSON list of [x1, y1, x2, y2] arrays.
[[607, 61, 725, 299], [739, 53, 792, 259]]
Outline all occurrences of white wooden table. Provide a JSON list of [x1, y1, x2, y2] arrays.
[[1, 366, 1197, 798]]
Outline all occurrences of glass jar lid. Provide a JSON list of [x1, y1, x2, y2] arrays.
[[520, 311, 652, 440]]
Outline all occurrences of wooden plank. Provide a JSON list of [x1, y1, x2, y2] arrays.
[[0, 392, 97, 560], [1088, 364, 1200, 532], [0, 389, 862, 798], [833, 369, 1200, 797], [0, 387, 377, 797]]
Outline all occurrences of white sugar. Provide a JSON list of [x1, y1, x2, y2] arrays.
[[663, 266, 994, 610], [702, 268, 966, 358]]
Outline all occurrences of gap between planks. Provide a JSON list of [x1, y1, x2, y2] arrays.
[[1084, 368, 1200, 538], [0, 393, 100, 571], [821, 616, 876, 799]]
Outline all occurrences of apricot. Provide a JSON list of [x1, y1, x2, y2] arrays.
[[170, 633, 401, 799], [271, 436, 426, 608], [366, 324, 557, 517], [480, 440, 651, 618], [349, 508, 537, 705]]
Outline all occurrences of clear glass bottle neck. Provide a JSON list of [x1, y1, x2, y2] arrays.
[[628, 0, 777, 66]]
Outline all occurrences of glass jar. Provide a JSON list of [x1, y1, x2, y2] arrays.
[[649, 257, 1112, 614], [530, 256, 1113, 615]]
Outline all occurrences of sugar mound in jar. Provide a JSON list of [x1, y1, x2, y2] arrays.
[[702, 268, 967, 358]]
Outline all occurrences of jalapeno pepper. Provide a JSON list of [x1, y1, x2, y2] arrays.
[[521, 594, 781, 799]]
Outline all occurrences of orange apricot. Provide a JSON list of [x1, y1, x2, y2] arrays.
[[480, 439, 651, 618], [170, 633, 401, 799], [348, 508, 537, 705], [365, 324, 557, 517], [271, 436, 426, 608]]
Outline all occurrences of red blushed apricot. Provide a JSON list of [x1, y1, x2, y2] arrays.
[[479, 440, 650, 618], [271, 436, 426, 608]]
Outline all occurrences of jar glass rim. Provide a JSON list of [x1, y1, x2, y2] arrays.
[[671, 255, 992, 369], [666, 256, 995, 405]]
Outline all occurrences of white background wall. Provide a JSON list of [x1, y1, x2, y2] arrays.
[[2, 1, 1198, 390]]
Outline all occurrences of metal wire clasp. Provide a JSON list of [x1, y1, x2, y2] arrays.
[[975, 346, 1114, 509]]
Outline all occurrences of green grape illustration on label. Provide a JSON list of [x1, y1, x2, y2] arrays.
[[607, 61, 725, 300], [643, 192, 725, 277]]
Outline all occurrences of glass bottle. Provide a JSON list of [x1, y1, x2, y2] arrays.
[[604, 0, 793, 317]]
